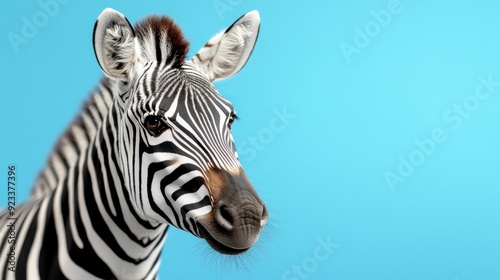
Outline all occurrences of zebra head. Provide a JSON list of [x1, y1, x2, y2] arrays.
[[92, 8, 268, 254]]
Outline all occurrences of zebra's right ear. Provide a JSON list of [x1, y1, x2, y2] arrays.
[[93, 8, 136, 82]]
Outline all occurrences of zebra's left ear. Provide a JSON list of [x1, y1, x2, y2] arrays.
[[93, 8, 137, 82], [191, 10, 260, 82]]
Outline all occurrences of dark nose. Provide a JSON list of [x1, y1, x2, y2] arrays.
[[214, 200, 268, 231]]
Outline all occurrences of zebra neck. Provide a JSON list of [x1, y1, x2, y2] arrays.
[[75, 98, 168, 269], [79, 78, 168, 237], [78, 80, 169, 277], [32, 78, 169, 277]]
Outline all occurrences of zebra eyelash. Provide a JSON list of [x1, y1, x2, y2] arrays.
[[228, 112, 238, 127]]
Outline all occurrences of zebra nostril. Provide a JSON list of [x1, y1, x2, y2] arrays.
[[220, 206, 234, 227], [215, 203, 234, 231], [260, 204, 269, 228]]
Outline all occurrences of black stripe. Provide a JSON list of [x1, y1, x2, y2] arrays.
[[171, 177, 203, 201]]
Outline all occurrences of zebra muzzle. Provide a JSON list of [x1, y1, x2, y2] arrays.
[[196, 168, 268, 255]]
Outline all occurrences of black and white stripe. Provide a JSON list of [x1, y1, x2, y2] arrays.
[[0, 8, 265, 279]]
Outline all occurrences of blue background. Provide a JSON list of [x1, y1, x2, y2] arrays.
[[2, 1, 500, 279]]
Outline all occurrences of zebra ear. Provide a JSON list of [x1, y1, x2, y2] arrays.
[[93, 8, 136, 82], [191, 10, 260, 82]]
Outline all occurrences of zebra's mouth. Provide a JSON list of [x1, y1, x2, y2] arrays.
[[197, 223, 250, 255]]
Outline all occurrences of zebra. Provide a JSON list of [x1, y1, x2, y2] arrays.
[[0, 8, 268, 279]]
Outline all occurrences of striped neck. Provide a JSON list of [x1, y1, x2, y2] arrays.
[[32, 78, 169, 279], [79, 92, 168, 278]]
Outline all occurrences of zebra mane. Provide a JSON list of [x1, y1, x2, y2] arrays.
[[31, 78, 115, 198], [134, 15, 189, 68]]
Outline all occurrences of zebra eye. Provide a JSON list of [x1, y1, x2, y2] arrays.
[[144, 116, 167, 135], [228, 113, 238, 128]]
